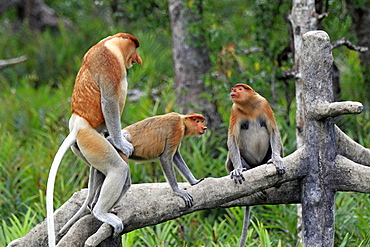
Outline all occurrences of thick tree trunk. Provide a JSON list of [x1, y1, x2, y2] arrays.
[[288, 0, 318, 149], [301, 31, 336, 246], [168, 0, 223, 130], [288, 0, 319, 241]]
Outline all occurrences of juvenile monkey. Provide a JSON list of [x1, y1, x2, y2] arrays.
[[46, 33, 142, 247], [58, 112, 207, 235], [225, 83, 285, 247]]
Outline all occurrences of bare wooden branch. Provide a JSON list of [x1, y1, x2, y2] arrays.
[[334, 155, 370, 192], [8, 150, 303, 247], [0, 55, 27, 69], [335, 125, 370, 166], [331, 37, 369, 52], [310, 101, 363, 120]]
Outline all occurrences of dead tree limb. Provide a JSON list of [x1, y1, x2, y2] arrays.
[[0, 56, 27, 69], [335, 125, 370, 166], [8, 150, 303, 247], [331, 37, 369, 52]]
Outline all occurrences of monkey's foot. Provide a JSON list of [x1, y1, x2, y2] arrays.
[[230, 168, 247, 184], [268, 158, 285, 175], [92, 211, 124, 238], [174, 189, 194, 208], [112, 224, 124, 238]]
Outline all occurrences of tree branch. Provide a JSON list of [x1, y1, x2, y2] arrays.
[[335, 125, 370, 166], [310, 101, 363, 120], [9, 150, 303, 247], [0, 55, 27, 69], [334, 155, 370, 192], [331, 37, 369, 52]]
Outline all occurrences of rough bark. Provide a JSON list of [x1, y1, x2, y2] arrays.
[[335, 125, 370, 166], [168, 0, 224, 130], [334, 155, 370, 192], [301, 31, 336, 247]]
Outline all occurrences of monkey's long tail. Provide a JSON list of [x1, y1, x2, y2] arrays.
[[58, 166, 95, 235], [46, 133, 76, 247], [238, 206, 251, 247]]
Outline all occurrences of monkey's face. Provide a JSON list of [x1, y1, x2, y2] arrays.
[[126, 48, 142, 68], [186, 117, 207, 136], [230, 84, 254, 103], [195, 118, 207, 135]]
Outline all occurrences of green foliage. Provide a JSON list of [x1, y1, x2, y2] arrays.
[[0, 208, 38, 246], [0, 0, 369, 246]]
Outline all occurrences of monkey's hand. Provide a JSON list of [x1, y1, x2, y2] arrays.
[[115, 138, 134, 157], [268, 156, 285, 175], [230, 168, 247, 184], [106, 135, 134, 157], [174, 188, 194, 208]]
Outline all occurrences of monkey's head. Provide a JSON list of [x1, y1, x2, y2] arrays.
[[113, 33, 143, 68], [230, 83, 257, 104], [184, 113, 207, 136]]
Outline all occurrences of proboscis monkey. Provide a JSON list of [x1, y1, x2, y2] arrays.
[[225, 83, 285, 247], [46, 33, 142, 247], [58, 112, 207, 235]]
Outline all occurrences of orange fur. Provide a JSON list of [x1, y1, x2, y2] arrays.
[[124, 113, 207, 160], [71, 33, 142, 128], [229, 83, 277, 134], [120, 112, 207, 208]]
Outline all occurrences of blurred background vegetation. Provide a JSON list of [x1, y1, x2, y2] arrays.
[[0, 0, 369, 246]]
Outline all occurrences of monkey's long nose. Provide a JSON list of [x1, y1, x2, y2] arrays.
[[133, 54, 143, 65]]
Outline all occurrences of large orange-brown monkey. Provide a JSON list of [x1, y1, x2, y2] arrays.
[[58, 112, 207, 235], [225, 83, 285, 247], [46, 33, 142, 247]]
